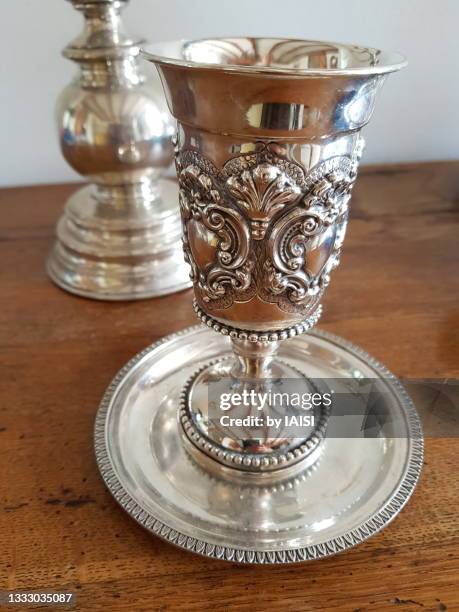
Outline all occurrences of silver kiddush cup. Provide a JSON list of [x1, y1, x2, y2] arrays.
[[142, 38, 407, 471], [94, 39, 423, 563]]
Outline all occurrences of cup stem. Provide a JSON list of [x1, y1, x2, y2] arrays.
[[230, 338, 279, 379]]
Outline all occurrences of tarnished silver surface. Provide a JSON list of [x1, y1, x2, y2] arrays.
[[47, 0, 191, 300], [95, 325, 423, 564]]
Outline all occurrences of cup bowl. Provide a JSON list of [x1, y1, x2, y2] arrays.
[[142, 38, 405, 332]]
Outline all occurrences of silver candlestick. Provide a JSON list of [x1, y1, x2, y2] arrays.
[[95, 38, 423, 563], [47, 0, 191, 300]]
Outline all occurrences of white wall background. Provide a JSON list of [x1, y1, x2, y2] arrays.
[[1, 0, 458, 187]]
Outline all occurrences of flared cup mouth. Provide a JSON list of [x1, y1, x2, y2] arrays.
[[141, 37, 407, 77]]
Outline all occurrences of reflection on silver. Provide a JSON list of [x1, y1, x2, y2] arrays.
[[47, 0, 191, 300], [146, 37, 405, 75], [95, 326, 423, 563]]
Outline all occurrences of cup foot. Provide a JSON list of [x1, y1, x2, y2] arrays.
[[179, 357, 330, 476]]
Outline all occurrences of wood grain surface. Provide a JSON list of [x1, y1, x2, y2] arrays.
[[0, 161, 458, 612]]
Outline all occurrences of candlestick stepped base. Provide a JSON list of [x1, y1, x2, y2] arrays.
[[48, 178, 190, 300]]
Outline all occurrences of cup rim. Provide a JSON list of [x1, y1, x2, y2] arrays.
[[141, 36, 407, 77]]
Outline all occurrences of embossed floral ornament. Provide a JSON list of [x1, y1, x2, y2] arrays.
[[303, 166, 356, 226], [176, 144, 363, 314], [178, 164, 222, 216], [178, 163, 253, 303], [262, 155, 360, 309], [227, 163, 301, 239]]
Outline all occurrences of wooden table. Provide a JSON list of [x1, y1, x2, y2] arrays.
[[1, 161, 458, 612]]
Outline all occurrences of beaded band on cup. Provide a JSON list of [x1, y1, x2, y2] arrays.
[[193, 301, 322, 343]]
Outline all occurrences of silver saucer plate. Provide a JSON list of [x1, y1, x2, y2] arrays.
[[94, 326, 423, 564]]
